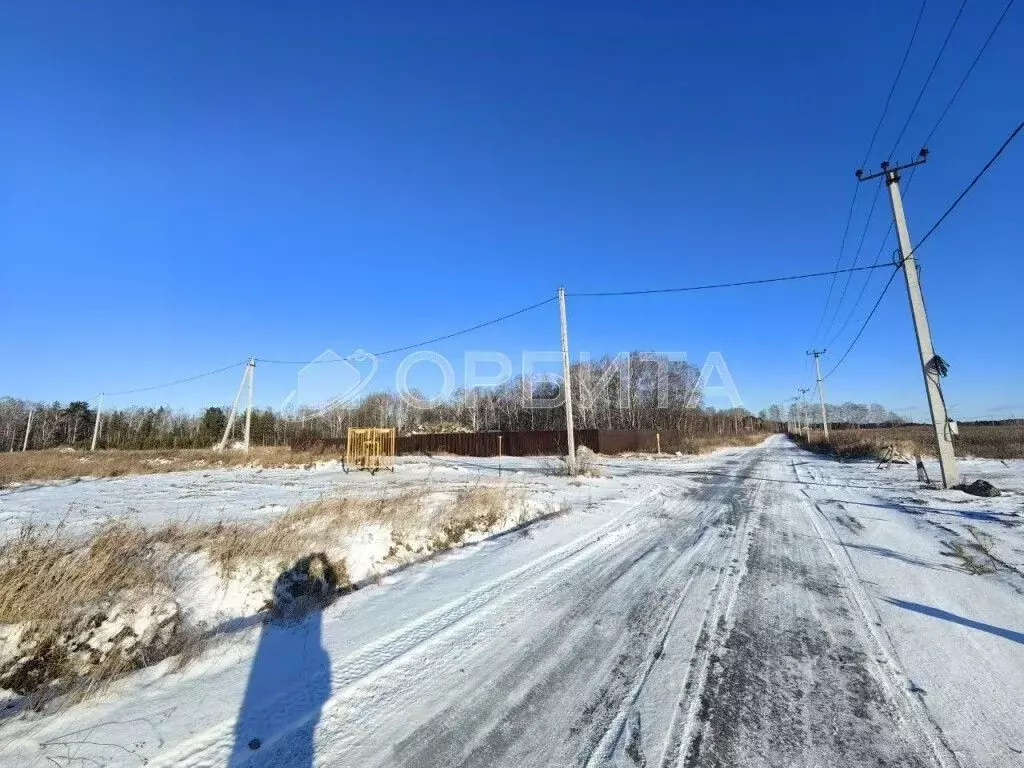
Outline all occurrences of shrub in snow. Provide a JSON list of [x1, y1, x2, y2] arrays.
[[574, 445, 603, 477], [272, 553, 345, 619]]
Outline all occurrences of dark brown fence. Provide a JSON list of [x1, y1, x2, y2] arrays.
[[396, 429, 662, 457], [293, 429, 698, 457]]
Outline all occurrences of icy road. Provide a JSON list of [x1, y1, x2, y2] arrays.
[[2, 435, 1023, 767]]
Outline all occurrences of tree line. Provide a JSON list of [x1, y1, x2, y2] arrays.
[[758, 401, 906, 428], [3, 354, 778, 451]]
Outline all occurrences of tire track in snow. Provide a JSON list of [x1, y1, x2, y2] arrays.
[[153, 489, 668, 767], [655, 477, 760, 767], [790, 458, 958, 768]]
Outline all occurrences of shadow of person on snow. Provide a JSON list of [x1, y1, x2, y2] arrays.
[[229, 558, 335, 767]]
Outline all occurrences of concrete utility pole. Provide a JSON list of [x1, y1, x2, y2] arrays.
[[788, 396, 800, 437], [807, 350, 829, 439], [91, 394, 104, 451], [22, 409, 33, 452], [218, 361, 251, 451], [557, 287, 577, 475], [858, 151, 958, 488], [797, 387, 811, 439], [243, 358, 255, 452]]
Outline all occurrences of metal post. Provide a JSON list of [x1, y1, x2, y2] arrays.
[[243, 358, 255, 452], [497, 434, 502, 476], [557, 287, 577, 475], [22, 409, 33, 452], [807, 351, 829, 439], [90, 394, 103, 451], [885, 168, 958, 487]]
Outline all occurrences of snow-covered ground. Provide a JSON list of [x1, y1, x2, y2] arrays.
[[0, 436, 1022, 767]]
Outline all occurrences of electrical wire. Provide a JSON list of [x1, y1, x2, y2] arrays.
[[102, 360, 249, 396], [889, 0, 968, 158], [923, 0, 1017, 148], [811, 188, 861, 345], [828, 160, 919, 348], [99, 118, 1021, 400], [818, 181, 883, 342], [824, 119, 1023, 379], [256, 295, 558, 365], [825, 227, 893, 349], [823, 265, 902, 379], [913, 118, 1024, 255], [861, 0, 930, 168], [812, 0, 927, 347], [568, 264, 891, 298]]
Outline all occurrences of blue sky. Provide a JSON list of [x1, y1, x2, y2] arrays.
[[1, 1, 1021, 419]]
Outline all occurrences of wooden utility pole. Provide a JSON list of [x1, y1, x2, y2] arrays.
[[558, 287, 577, 475], [858, 151, 958, 488], [807, 350, 829, 439], [91, 394, 104, 451]]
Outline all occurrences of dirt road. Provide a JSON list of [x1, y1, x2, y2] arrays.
[[5, 436, 1022, 767]]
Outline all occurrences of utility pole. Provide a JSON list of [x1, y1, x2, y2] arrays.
[[22, 409, 33, 452], [243, 358, 255, 452], [797, 387, 811, 439], [557, 287, 577, 475], [218, 362, 251, 451], [857, 151, 958, 488], [807, 350, 829, 439], [91, 394, 104, 451]]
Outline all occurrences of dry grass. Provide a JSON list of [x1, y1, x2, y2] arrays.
[[0, 519, 186, 701], [0, 482, 520, 702], [0, 446, 343, 489], [794, 424, 1024, 461], [0, 520, 173, 626]]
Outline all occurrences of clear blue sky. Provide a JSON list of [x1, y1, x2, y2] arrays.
[[1, 1, 1021, 419]]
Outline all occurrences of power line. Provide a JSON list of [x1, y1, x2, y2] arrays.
[[889, 0, 968, 157], [812, 0, 928, 347], [861, 0, 929, 167], [912, 119, 1024, 254], [569, 264, 891, 298], [103, 360, 249, 396], [825, 119, 1023, 379], [819, 181, 884, 342], [923, 0, 1017, 148], [825, 228, 893, 349], [823, 265, 901, 379], [811, 187, 861, 345], [257, 295, 558, 365], [824, 159, 924, 349]]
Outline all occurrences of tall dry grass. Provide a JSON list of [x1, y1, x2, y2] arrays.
[[0, 483, 520, 702], [0, 446, 343, 489], [794, 424, 1024, 461]]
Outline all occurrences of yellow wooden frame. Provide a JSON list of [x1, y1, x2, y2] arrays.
[[345, 427, 396, 473]]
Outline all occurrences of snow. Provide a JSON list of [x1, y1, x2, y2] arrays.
[[0, 437, 1022, 766]]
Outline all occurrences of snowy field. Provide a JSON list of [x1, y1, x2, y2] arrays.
[[0, 436, 1022, 767]]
